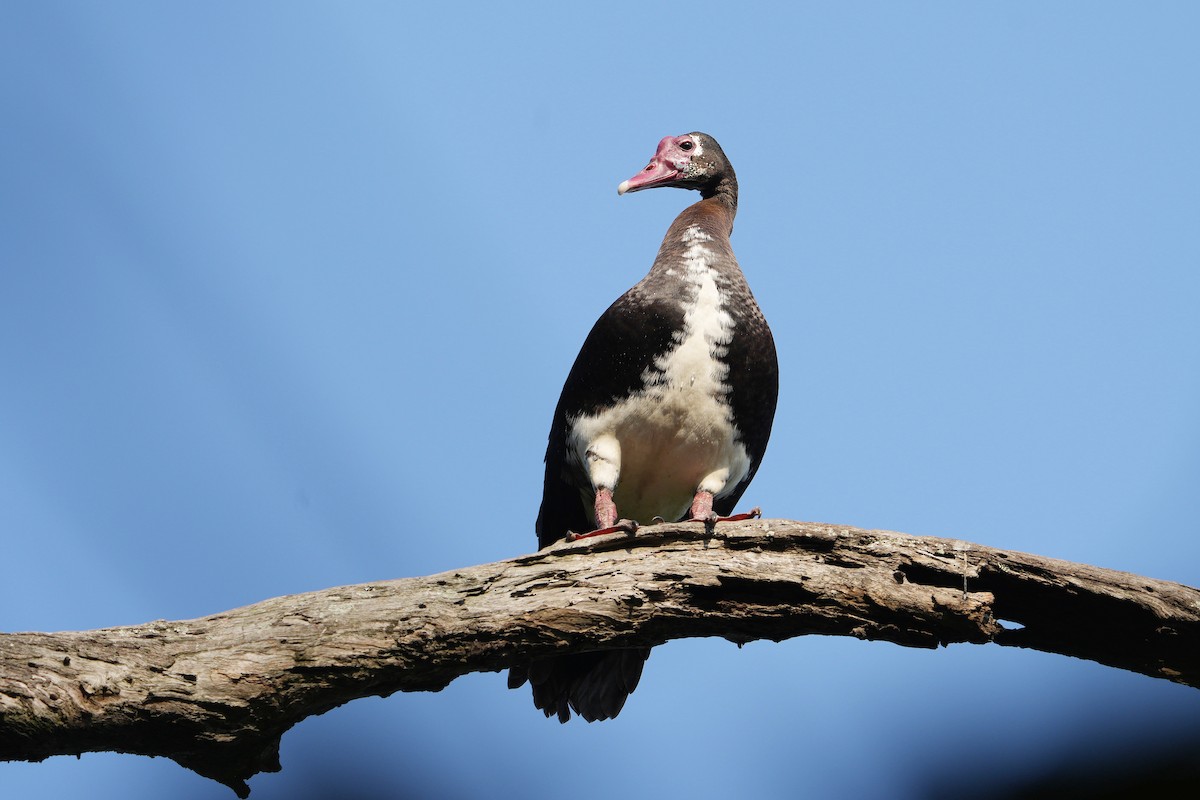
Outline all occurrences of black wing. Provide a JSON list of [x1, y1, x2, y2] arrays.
[[536, 282, 685, 547], [713, 281, 779, 517]]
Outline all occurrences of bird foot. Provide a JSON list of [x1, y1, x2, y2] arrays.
[[688, 488, 763, 528], [690, 506, 763, 532], [717, 507, 762, 523], [566, 519, 639, 542]]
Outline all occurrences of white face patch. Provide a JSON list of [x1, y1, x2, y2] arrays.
[[566, 224, 750, 524], [677, 136, 703, 177]]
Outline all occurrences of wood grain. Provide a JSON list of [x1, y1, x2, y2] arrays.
[[3, 519, 1197, 796]]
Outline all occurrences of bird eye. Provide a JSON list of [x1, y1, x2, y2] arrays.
[[680, 140, 694, 151]]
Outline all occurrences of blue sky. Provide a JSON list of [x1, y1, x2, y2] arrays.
[[2, 3, 1199, 798]]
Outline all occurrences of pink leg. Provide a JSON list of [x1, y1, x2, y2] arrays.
[[566, 487, 639, 542], [689, 490, 762, 527], [689, 490, 717, 524], [594, 486, 618, 529]]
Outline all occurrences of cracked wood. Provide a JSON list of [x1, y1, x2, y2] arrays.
[[2, 519, 1198, 797]]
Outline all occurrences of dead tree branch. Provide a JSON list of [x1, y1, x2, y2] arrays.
[[2, 519, 1198, 796]]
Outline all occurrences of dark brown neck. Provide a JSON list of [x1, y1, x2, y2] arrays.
[[699, 172, 738, 216], [673, 192, 737, 242], [648, 195, 740, 277]]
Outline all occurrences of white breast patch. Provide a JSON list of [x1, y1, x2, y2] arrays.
[[567, 225, 750, 524]]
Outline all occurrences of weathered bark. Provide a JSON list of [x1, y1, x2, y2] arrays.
[[2, 519, 1197, 796]]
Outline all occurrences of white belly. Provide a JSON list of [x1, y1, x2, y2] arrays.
[[566, 225, 750, 523], [568, 387, 749, 523]]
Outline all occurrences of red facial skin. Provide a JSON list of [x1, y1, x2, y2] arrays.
[[617, 135, 695, 195]]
